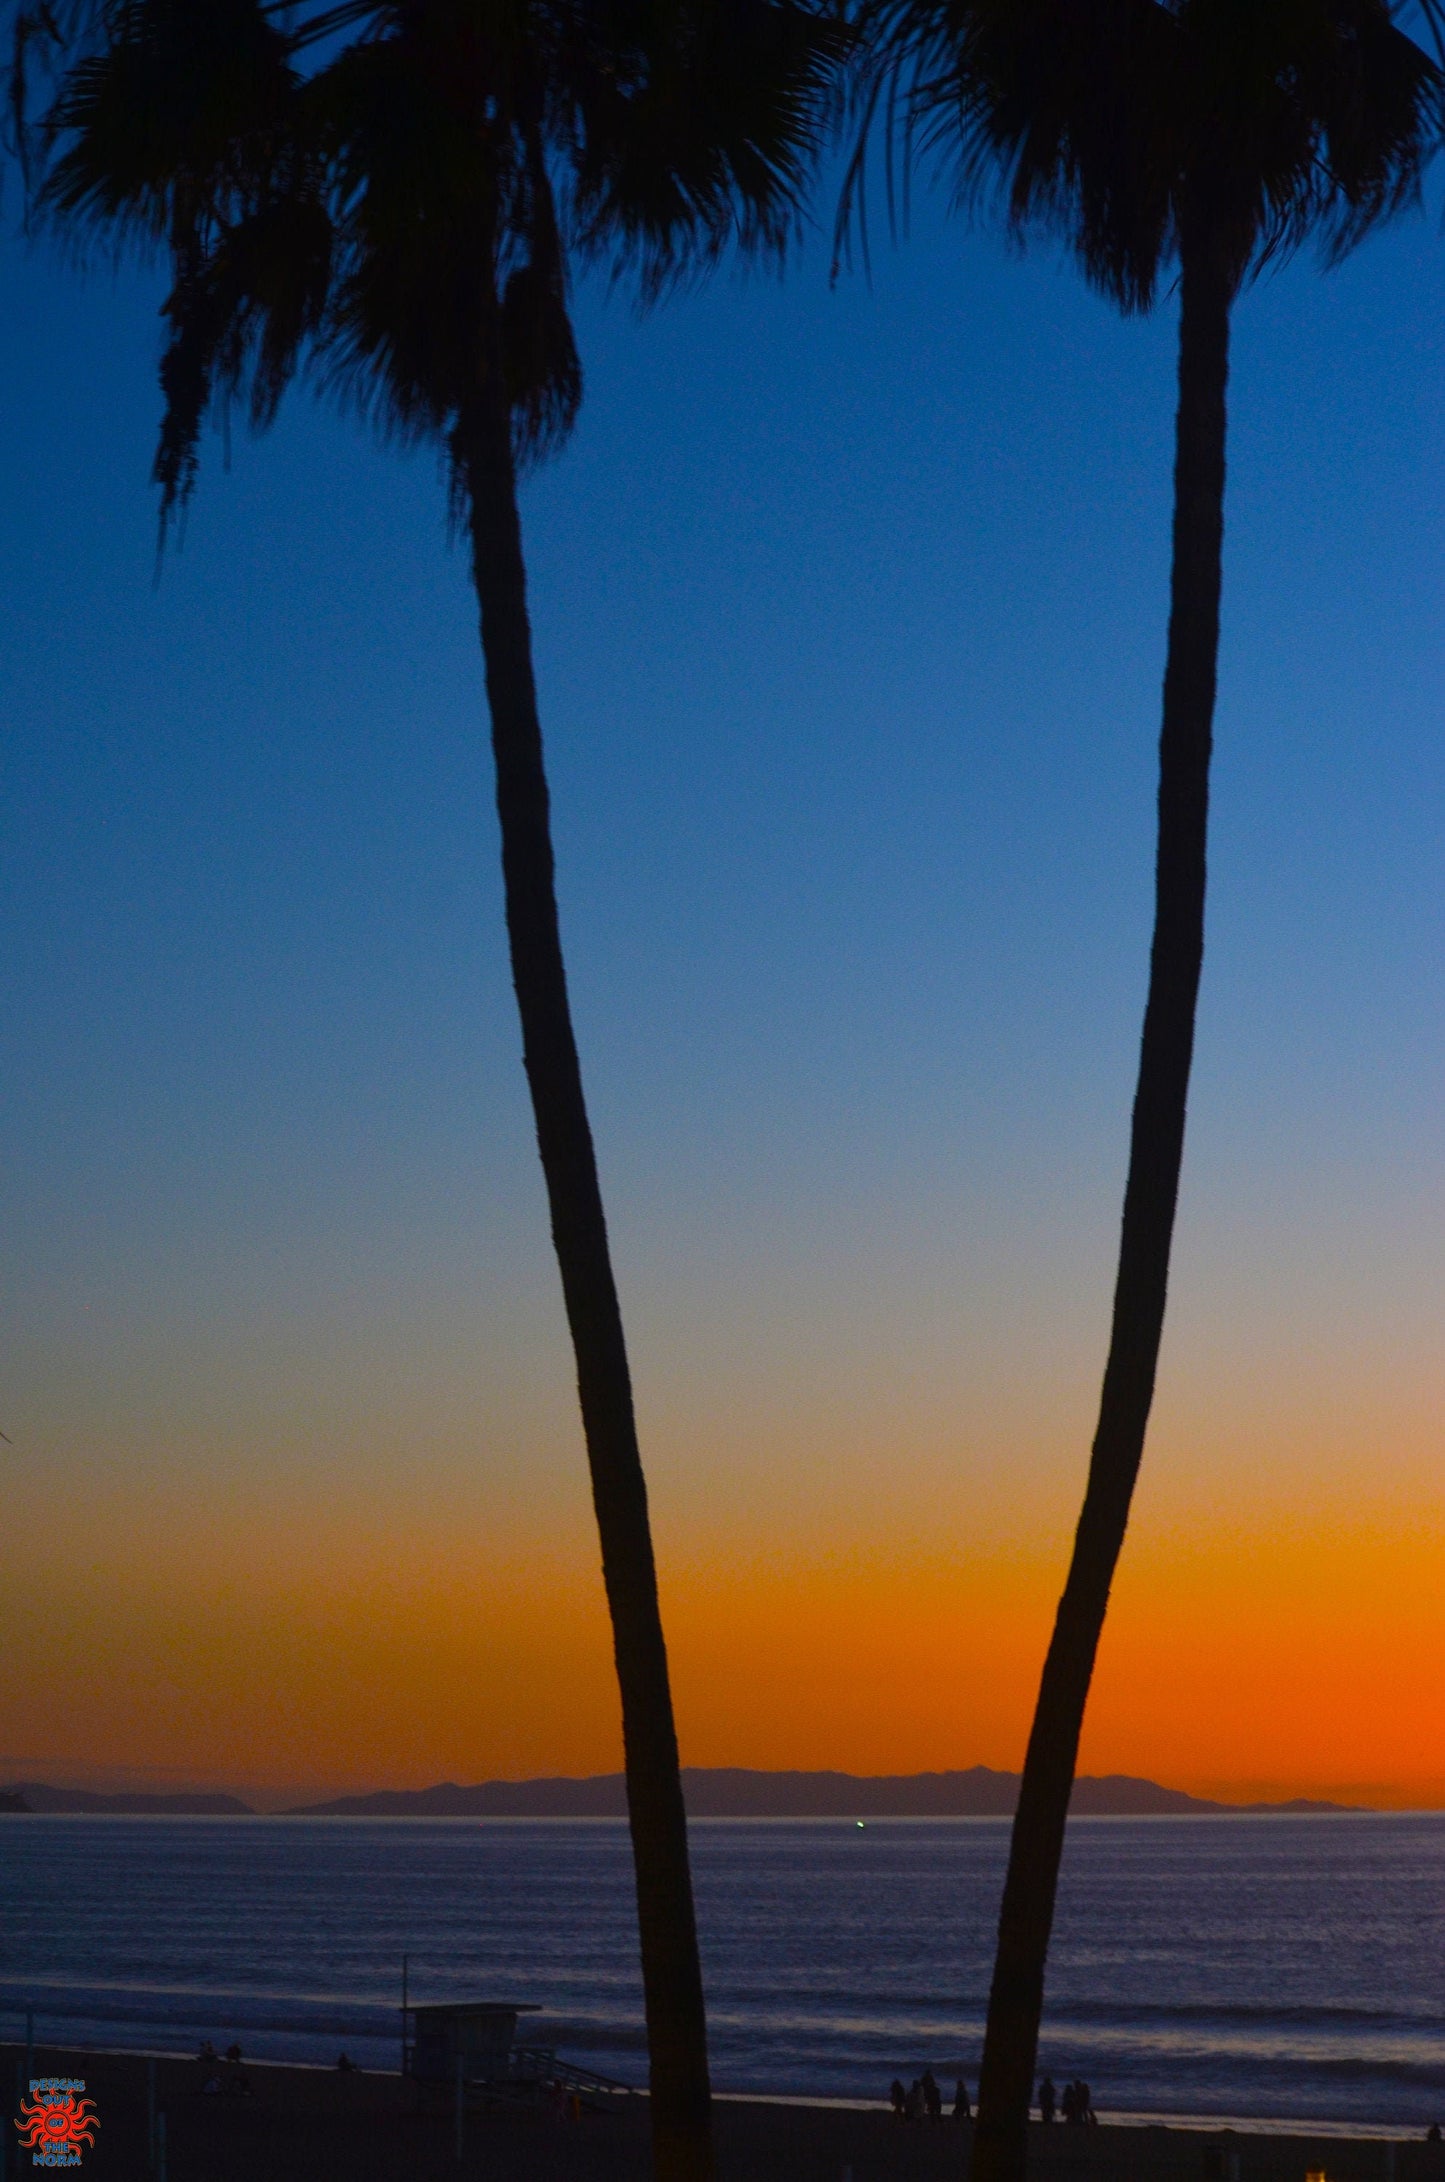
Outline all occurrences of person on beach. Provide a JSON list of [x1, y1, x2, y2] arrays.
[[922, 2070, 942, 2121], [1429, 2125, 1441, 2143], [1039, 2077, 1057, 2124], [197, 2038, 222, 2094], [219, 2044, 252, 2097], [906, 2079, 925, 2120], [954, 2078, 972, 2120], [890, 2079, 906, 2118]]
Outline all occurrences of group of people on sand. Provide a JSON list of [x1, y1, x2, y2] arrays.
[[195, 2038, 252, 2096], [887, 2069, 1098, 2125], [197, 2037, 366, 2087], [1039, 2075, 1097, 2125], [889, 2070, 972, 2121]]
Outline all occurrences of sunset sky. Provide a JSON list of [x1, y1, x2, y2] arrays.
[[2, 177, 1444, 1807]]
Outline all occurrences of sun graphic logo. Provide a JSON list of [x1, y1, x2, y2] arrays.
[[15, 2078, 99, 2168]]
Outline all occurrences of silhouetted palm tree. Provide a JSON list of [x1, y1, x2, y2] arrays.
[[846, 4, 1439, 2176], [36, 5, 840, 2175]]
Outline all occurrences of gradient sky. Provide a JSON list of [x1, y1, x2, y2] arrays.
[[2, 166, 1445, 1805]]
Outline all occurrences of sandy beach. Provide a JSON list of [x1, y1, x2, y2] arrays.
[[7, 2045, 1445, 2182]]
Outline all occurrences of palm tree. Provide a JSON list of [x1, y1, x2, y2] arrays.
[[846, 4, 1439, 2177], [36, 4, 840, 2175]]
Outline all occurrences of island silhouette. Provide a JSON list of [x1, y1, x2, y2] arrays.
[[0, 1767, 1359, 1818], [282, 1768, 1357, 1819]]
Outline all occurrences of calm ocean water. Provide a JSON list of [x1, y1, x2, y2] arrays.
[[1, 1813, 1444, 2130]]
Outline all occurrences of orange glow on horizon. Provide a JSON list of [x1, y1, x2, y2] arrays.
[[3, 1453, 1444, 1805]]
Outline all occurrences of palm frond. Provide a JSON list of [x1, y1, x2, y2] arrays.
[[39, 0, 847, 520], [42, 0, 299, 246], [153, 184, 331, 533], [847, 0, 1442, 316], [571, 0, 851, 298]]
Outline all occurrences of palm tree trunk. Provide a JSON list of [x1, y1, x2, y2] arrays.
[[970, 220, 1231, 2182], [459, 361, 714, 2182]]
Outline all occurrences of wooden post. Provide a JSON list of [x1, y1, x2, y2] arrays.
[[454, 2051, 464, 2165], [156, 2112, 167, 2182], [147, 2058, 156, 2172], [401, 1955, 409, 2080]]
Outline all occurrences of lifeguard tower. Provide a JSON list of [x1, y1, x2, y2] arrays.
[[400, 1989, 634, 2114], [405, 2001, 540, 2088]]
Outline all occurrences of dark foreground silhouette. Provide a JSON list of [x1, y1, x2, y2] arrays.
[[7, 2046, 1444, 2182], [843, 8, 1441, 2181], [34, 5, 840, 2177]]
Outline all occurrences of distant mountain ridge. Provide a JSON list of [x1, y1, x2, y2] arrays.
[[285, 1767, 1359, 1819], [0, 1783, 250, 1815], [0, 1770, 1359, 1818]]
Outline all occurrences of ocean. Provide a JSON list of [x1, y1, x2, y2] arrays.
[[1, 1812, 1443, 2131]]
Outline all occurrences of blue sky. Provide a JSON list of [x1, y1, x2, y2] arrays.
[[2, 167, 1445, 1794]]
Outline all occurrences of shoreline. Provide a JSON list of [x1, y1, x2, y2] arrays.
[[4, 2040, 1439, 2142], [6, 2042, 1438, 2138]]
